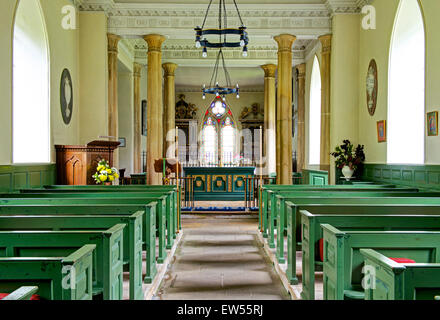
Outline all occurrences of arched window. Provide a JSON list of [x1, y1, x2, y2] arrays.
[[13, 0, 50, 163], [388, 0, 425, 164], [309, 56, 321, 165], [201, 97, 237, 166]]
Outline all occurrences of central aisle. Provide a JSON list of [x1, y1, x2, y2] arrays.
[[155, 214, 290, 300]]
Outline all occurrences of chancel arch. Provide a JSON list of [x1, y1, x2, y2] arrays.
[[13, 0, 50, 164], [387, 0, 425, 164]]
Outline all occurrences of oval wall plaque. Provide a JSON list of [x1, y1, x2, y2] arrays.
[[366, 59, 378, 116], [60, 68, 73, 125]]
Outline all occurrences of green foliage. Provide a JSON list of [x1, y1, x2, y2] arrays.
[[331, 140, 365, 170], [92, 159, 119, 185]]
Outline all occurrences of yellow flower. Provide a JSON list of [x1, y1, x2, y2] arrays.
[[114, 173, 119, 179], [99, 175, 107, 182], [106, 168, 112, 174], [109, 175, 115, 182], [97, 165, 105, 172]]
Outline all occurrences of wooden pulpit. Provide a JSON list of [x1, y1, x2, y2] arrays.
[[55, 140, 120, 185]]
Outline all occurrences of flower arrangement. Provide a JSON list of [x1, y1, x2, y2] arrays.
[[92, 159, 119, 185], [331, 140, 365, 170]]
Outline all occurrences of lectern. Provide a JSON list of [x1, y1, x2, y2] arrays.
[[55, 140, 120, 185]]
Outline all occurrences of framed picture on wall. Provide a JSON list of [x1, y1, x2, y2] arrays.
[[377, 120, 387, 143], [427, 111, 438, 136], [141, 100, 147, 136], [118, 137, 126, 148]]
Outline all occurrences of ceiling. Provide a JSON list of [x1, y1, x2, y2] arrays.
[[78, 0, 367, 89]]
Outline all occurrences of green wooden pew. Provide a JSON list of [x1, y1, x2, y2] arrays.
[[361, 249, 440, 300], [0, 226, 125, 300], [0, 213, 144, 300], [299, 212, 440, 300], [1, 286, 39, 300], [18, 188, 180, 235], [260, 186, 423, 236], [0, 193, 175, 250], [34, 184, 182, 231], [322, 225, 440, 300], [269, 195, 440, 264], [0, 244, 95, 300], [0, 197, 167, 255]]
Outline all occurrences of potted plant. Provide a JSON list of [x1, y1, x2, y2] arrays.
[[92, 159, 119, 185], [331, 140, 365, 181]]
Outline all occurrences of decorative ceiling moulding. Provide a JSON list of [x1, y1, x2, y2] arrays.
[[325, 0, 372, 16]]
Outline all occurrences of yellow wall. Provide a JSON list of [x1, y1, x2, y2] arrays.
[[78, 12, 108, 145], [329, 14, 360, 183], [0, 0, 18, 164], [0, 0, 82, 165], [358, 0, 440, 165]]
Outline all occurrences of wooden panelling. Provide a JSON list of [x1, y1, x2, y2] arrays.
[[361, 164, 440, 191], [302, 169, 329, 185], [0, 164, 56, 193]]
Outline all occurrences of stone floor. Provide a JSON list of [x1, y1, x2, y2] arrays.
[[154, 214, 291, 300]]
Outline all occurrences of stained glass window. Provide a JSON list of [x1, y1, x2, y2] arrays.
[[201, 97, 236, 166]]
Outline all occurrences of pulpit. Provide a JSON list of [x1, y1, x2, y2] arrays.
[[55, 141, 120, 185]]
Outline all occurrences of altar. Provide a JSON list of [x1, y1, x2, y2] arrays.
[[183, 167, 256, 201]]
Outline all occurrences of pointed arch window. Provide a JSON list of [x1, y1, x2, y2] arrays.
[[309, 56, 321, 165], [13, 0, 50, 163], [388, 0, 425, 164], [201, 97, 237, 166]]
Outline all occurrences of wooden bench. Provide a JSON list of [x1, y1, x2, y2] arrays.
[[0, 213, 144, 300], [0, 226, 125, 300], [272, 195, 440, 261], [0, 244, 95, 300], [322, 225, 440, 300], [361, 248, 440, 300], [0, 194, 173, 251], [299, 212, 440, 300], [0, 286, 39, 300]]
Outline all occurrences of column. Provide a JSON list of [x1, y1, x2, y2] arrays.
[[275, 34, 296, 185], [319, 34, 332, 173], [261, 64, 277, 176], [162, 62, 178, 159], [133, 63, 142, 173], [296, 63, 306, 173], [107, 33, 121, 167], [143, 34, 166, 185]]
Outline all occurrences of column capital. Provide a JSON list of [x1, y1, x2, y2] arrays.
[[274, 34, 296, 53], [143, 34, 166, 53], [261, 64, 277, 78], [107, 33, 121, 54], [133, 63, 142, 78], [296, 63, 306, 79], [318, 34, 332, 54], [162, 62, 178, 77]]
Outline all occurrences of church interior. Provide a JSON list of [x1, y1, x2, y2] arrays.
[[1, 0, 440, 302]]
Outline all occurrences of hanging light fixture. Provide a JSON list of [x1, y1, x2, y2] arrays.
[[202, 49, 240, 99], [195, 0, 249, 58]]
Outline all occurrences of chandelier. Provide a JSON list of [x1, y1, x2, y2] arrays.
[[195, 0, 249, 58], [202, 49, 239, 100]]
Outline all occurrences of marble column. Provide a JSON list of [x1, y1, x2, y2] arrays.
[[261, 64, 277, 176], [275, 34, 296, 185], [162, 63, 178, 159], [107, 33, 121, 168], [319, 34, 332, 173], [296, 63, 306, 173], [133, 63, 142, 173], [143, 34, 166, 185]]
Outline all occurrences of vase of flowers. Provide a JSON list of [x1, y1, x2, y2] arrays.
[[92, 159, 119, 185], [331, 140, 365, 181]]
